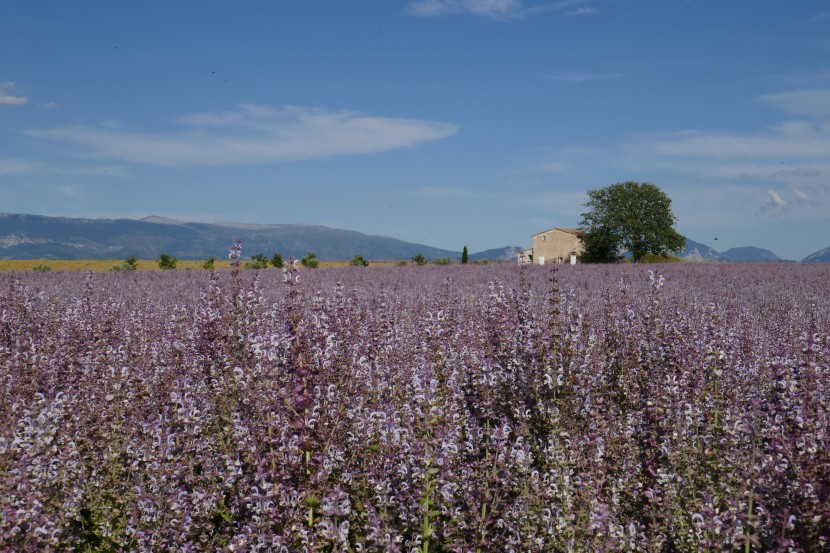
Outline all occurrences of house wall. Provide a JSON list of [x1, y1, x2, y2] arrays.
[[531, 228, 583, 264]]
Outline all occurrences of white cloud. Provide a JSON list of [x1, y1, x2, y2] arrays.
[[404, 0, 592, 19], [0, 82, 28, 105], [416, 185, 497, 199], [767, 189, 786, 207], [59, 184, 83, 197], [634, 121, 830, 161], [536, 161, 570, 173], [566, 7, 597, 15], [756, 89, 830, 117], [405, 0, 521, 18], [55, 165, 130, 178], [28, 104, 458, 168], [607, 89, 830, 218], [545, 71, 628, 83], [0, 159, 35, 175], [806, 10, 830, 24]]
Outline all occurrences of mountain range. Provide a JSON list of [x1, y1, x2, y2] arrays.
[[1, 213, 826, 262], [679, 239, 790, 262], [0, 213, 516, 262]]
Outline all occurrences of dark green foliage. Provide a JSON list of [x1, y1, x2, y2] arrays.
[[32, 264, 52, 272], [579, 181, 685, 263], [245, 253, 269, 270], [461, 246, 469, 265], [156, 253, 178, 270], [578, 228, 620, 264], [411, 253, 427, 266], [111, 256, 139, 272], [300, 251, 319, 269], [202, 256, 215, 270], [434, 257, 451, 265], [271, 253, 284, 269], [350, 255, 369, 267]]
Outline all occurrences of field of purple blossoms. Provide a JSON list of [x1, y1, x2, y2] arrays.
[[1, 261, 828, 552]]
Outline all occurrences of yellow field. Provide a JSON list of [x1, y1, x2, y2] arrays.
[[0, 259, 405, 272], [0, 259, 227, 272]]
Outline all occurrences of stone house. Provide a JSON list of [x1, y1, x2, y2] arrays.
[[523, 227, 583, 265]]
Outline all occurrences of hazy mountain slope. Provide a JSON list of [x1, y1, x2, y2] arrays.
[[0, 213, 459, 261], [677, 238, 721, 260], [802, 246, 830, 262], [676, 238, 786, 262], [469, 246, 523, 261], [719, 246, 782, 262]]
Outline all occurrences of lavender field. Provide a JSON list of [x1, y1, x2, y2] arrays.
[[1, 262, 828, 552]]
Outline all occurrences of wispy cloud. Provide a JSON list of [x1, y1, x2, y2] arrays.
[[756, 89, 830, 117], [633, 121, 830, 161], [0, 82, 28, 105], [55, 165, 130, 178], [760, 189, 788, 215], [0, 159, 36, 175], [405, 0, 522, 18], [28, 104, 458, 168], [415, 185, 497, 199], [545, 70, 628, 83], [566, 6, 597, 16], [806, 10, 830, 24], [404, 0, 592, 19], [536, 161, 571, 173], [598, 88, 830, 219]]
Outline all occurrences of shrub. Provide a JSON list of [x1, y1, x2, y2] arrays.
[[350, 255, 369, 267], [156, 253, 177, 270], [271, 253, 284, 269], [112, 256, 139, 272], [434, 257, 451, 265], [32, 263, 52, 272], [300, 251, 319, 269], [245, 253, 269, 270], [411, 253, 427, 266], [202, 256, 215, 270]]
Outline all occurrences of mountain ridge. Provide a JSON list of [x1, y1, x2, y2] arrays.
[[1, 213, 821, 262], [0, 213, 502, 261]]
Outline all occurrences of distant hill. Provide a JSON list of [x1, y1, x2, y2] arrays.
[[0, 213, 514, 262], [676, 238, 785, 262], [719, 246, 781, 262], [802, 246, 830, 262], [0, 213, 463, 261], [678, 238, 721, 261], [469, 246, 523, 262]]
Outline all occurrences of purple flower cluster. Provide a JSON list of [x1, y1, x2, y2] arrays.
[[1, 263, 828, 551]]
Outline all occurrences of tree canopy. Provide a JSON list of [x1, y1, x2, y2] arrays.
[[578, 181, 685, 263]]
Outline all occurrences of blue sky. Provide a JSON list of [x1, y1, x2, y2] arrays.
[[2, 1, 829, 260]]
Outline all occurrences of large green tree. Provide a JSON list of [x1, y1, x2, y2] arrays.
[[579, 181, 685, 263]]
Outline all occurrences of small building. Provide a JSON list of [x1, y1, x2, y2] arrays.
[[527, 227, 583, 265]]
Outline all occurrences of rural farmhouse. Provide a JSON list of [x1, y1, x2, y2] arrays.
[[520, 227, 584, 265]]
